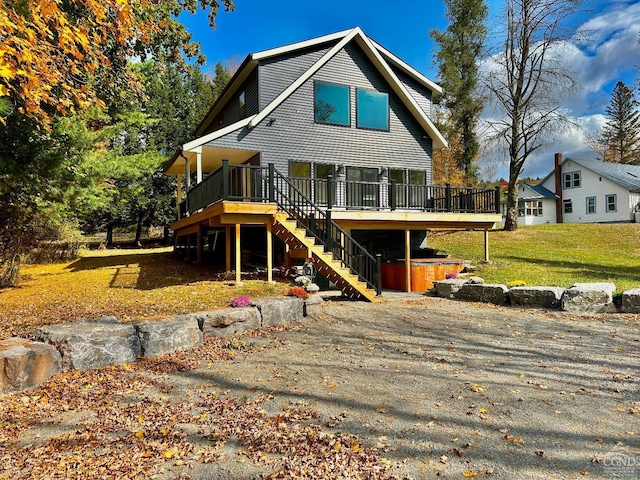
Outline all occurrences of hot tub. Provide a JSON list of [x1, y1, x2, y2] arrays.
[[381, 258, 465, 292]]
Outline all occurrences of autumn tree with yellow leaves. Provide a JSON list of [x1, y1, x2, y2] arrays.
[[0, 0, 234, 286], [0, 0, 234, 126]]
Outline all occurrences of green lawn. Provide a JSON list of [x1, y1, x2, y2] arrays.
[[427, 223, 640, 292]]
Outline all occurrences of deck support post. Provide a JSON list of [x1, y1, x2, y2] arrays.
[[235, 224, 241, 284], [177, 175, 183, 220], [445, 183, 452, 212], [484, 229, 490, 263], [225, 226, 231, 272], [390, 180, 396, 211], [376, 253, 382, 296], [405, 229, 411, 292], [266, 221, 273, 283]]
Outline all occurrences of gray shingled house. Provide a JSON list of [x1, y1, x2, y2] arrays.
[[163, 27, 501, 300]]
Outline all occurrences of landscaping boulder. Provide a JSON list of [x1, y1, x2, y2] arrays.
[[561, 283, 617, 313], [455, 283, 509, 305], [35, 318, 140, 371], [136, 317, 203, 357], [0, 338, 62, 394], [304, 294, 324, 317], [509, 286, 565, 309], [621, 288, 640, 313], [195, 308, 261, 337], [433, 279, 468, 299], [254, 297, 304, 327]]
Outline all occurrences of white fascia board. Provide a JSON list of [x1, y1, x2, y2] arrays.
[[248, 28, 361, 129], [251, 28, 354, 61], [183, 116, 255, 151], [371, 40, 443, 94], [356, 34, 448, 150]]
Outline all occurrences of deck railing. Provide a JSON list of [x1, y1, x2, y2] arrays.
[[180, 161, 381, 294], [178, 161, 501, 296]]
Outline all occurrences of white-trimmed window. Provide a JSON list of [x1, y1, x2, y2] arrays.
[[563, 199, 573, 213], [525, 200, 543, 216], [606, 194, 617, 213], [563, 171, 581, 189], [586, 196, 596, 214]]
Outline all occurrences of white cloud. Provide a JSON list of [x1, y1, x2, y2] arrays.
[[480, 0, 640, 180]]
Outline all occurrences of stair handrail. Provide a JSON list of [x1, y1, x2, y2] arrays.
[[263, 164, 381, 295]]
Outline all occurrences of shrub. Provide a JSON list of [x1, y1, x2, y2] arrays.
[[445, 272, 459, 279], [287, 287, 309, 299], [507, 280, 526, 288], [230, 295, 252, 308]]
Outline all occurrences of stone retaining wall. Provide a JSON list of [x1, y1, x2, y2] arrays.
[[434, 279, 640, 315], [1, 295, 320, 395]]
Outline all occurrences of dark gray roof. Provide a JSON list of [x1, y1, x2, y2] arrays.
[[561, 158, 640, 193], [523, 183, 557, 199]]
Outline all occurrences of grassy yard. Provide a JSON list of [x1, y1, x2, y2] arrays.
[[427, 223, 640, 291], [0, 247, 290, 339]]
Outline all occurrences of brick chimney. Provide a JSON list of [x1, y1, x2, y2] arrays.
[[554, 153, 563, 224]]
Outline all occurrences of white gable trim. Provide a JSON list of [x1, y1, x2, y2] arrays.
[[370, 40, 442, 94], [354, 33, 448, 150], [248, 28, 361, 129], [248, 27, 448, 150], [183, 116, 256, 152], [251, 29, 352, 61]]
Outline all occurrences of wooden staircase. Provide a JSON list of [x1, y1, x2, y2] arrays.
[[273, 213, 377, 302]]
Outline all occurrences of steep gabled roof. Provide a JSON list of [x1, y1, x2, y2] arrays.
[[191, 27, 447, 150], [540, 157, 640, 193]]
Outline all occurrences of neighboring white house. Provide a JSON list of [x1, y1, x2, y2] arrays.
[[502, 154, 640, 224], [500, 183, 557, 225]]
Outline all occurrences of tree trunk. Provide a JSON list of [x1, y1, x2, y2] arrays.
[[163, 225, 170, 244], [105, 222, 114, 247], [503, 177, 519, 231]]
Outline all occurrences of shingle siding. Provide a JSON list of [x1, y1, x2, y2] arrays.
[[392, 67, 433, 120], [207, 69, 259, 135], [206, 42, 432, 183], [258, 43, 335, 109]]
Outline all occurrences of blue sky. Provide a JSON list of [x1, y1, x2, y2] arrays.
[[180, 0, 640, 179]]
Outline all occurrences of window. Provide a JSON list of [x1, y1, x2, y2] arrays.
[[586, 196, 596, 214], [238, 91, 245, 119], [289, 161, 311, 199], [563, 171, 581, 189], [389, 169, 406, 208], [346, 167, 379, 207], [606, 194, 617, 213], [408, 170, 427, 208], [525, 201, 543, 216], [314, 82, 350, 126], [356, 89, 389, 131], [563, 199, 573, 213], [314, 163, 335, 205]]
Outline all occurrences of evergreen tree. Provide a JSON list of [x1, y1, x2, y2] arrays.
[[599, 81, 640, 165], [212, 61, 232, 100], [430, 0, 488, 185]]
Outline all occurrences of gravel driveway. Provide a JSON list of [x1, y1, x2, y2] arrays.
[[4, 294, 639, 479], [184, 294, 640, 479]]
